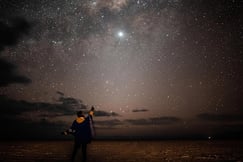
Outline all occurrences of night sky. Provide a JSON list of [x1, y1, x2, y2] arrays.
[[0, 0, 243, 139]]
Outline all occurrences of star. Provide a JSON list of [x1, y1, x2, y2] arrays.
[[117, 31, 124, 38]]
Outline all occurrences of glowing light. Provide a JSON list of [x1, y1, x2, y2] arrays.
[[117, 31, 124, 37]]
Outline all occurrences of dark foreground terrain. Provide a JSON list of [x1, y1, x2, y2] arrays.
[[0, 140, 243, 162]]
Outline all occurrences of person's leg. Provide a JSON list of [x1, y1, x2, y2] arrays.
[[71, 143, 80, 162], [81, 143, 87, 162]]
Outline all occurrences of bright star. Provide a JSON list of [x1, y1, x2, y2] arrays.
[[117, 31, 124, 37]]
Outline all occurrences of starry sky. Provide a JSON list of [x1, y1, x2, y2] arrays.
[[0, 0, 243, 139]]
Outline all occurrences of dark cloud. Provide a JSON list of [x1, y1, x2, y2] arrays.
[[125, 119, 150, 125], [0, 95, 75, 117], [95, 119, 122, 128], [56, 91, 87, 110], [58, 96, 86, 109], [0, 58, 31, 87], [125, 116, 181, 126], [132, 108, 148, 112], [150, 116, 182, 124], [0, 17, 31, 51], [0, 17, 32, 87], [94, 110, 120, 117], [56, 91, 64, 96]]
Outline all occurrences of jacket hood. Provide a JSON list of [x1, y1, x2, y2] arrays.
[[76, 117, 85, 123]]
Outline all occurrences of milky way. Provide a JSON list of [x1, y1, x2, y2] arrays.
[[0, 0, 243, 138]]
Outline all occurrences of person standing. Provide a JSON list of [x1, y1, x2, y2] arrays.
[[63, 106, 95, 162]]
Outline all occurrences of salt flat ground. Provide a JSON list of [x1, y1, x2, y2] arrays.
[[0, 140, 243, 162]]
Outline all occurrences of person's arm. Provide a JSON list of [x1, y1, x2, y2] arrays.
[[62, 120, 76, 135], [89, 106, 95, 118]]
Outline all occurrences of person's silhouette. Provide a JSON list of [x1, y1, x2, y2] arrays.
[[63, 107, 95, 162]]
